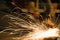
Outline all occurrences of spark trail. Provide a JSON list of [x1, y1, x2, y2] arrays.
[[0, 13, 60, 40]]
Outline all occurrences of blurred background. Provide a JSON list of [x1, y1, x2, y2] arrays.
[[0, 0, 60, 40]]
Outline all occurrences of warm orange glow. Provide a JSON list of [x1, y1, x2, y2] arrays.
[[31, 28, 59, 39], [20, 28, 60, 40]]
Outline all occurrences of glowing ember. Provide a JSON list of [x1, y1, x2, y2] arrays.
[[20, 28, 59, 40], [31, 28, 59, 39]]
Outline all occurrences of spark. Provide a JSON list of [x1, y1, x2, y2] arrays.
[[7, 15, 60, 40], [1, 14, 60, 40]]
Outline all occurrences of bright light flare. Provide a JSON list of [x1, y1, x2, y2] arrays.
[[31, 28, 59, 39], [20, 28, 60, 40]]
